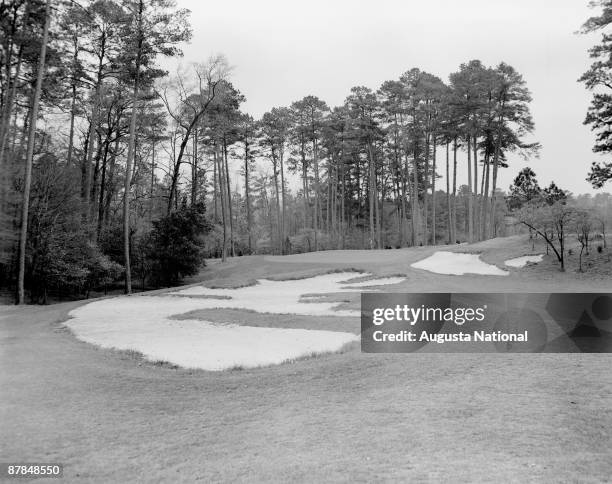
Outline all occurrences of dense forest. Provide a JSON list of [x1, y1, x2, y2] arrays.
[[1, 0, 610, 303]]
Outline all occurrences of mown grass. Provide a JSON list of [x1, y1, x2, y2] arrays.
[[2, 235, 612, 482]]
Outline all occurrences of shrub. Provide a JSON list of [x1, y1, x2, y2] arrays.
[[597, 245, 604, 253], [85, 249, 124, 295], [98, 222, 148, 289], [202, 224, 225, 258], [23, 158, 126, 302], [147, 203, 211, 286], [255, 237, 275, 255], [289, 229, 315, 253], [98, 224, 125, 266], [27, 229, 123, 302], [203, 226, 251, 257]]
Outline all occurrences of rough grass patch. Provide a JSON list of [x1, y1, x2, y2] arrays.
[[111, 348, 145, 361], [265, 267, 366, 282], [151, 360, 180, 369]]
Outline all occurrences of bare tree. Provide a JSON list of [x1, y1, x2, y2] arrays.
[[518, 201, 574, 271], [575, 210, 593, 272], [157, 56, 231, 214]]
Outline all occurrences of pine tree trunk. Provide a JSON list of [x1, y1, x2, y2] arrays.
[[331, 161, 337, 246], [91, 133, 104, 221], [95, 137, 111, 239], [401, 159, 407, 246], [84, 37, 107, 223], [17, 0, 50, 304], [213, 153, 218, 221], [271, 148, 281, 254], [446, 141, 451, 244], [340, 159, 346, 249], [376, 166, 382, 249], [452, 137, 458, 244], [67, 34, 79, 166], [149, 138, 155, 223], [431, 137, 436, 245], [83, 104, 99, 220], [216, 146, 227, 262], [326, 162, 331, 234], [280, 148, 287, 254], [489, 139, 501, 238], [103, 138, 119, 228], [312, 138, 319, 251], [423, 134, 429, 245], [223, 138, 234, 257], [191, 128, 198, 205], [412, 145, 419, 246], [480, 151, 491, 240], [473, 135, 479, 241], [368, 142, 375, 249], [301, 141, 308, 233], [467, 135, 473, 242], [123, 0, 144, 295], [244, 139, 252, 253]]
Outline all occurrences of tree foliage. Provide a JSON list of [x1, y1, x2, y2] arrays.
[[146, 202, 211, 285], [580, 0, 612, 188]]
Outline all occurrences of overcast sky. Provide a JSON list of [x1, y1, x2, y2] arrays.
[[170, 0, 609, 195]]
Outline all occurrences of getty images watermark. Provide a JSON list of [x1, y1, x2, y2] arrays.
[[361, 293, 612, 353]]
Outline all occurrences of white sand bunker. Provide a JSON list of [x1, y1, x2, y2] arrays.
[[411, 251, 509, 276], [66, 272, 403, 371], [504, 255, 543, 267], [67, 297, 358, 371], [168, 272, 405, 316]]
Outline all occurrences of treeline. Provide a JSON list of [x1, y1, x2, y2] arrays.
[[232, 59, 537, 256], [0, 0, 539, 303]]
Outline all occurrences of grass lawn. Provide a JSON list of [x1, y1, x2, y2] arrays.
[[1, 235, 612, 482]]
